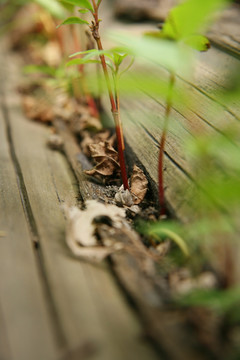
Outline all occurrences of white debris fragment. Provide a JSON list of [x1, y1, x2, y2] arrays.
[[114, 186, 134, 207], [47, 133, 63, 150], [64, 200, 126, 261]]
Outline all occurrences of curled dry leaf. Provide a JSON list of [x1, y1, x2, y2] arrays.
[[71, 114, 102, 134], [80, 130, 115, 157], [64, 200, 126, 261], [130, 165, 148, 204], [85, 141, 120, 179]]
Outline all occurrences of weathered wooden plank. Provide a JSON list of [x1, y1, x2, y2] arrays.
[[0, 97, 58, 359], [2, 46, 160, 360], [0, 304, 11, 360], [208, 4, 240, 56], [101, 37, 240, 221], [53, 118, 107, 202], [52, 115, 209, 359]]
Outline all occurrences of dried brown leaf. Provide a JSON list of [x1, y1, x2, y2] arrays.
[[22, 95, 53, 123], [80, 130, 115, 157], [71, 114, 102, 134], [130, 165, 148, 204], [85, 141, 120, 179]]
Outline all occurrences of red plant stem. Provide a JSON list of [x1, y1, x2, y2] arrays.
[[91, 0, 129, 189], [113, 109, 129, 190], [159, 73, 175, 216]]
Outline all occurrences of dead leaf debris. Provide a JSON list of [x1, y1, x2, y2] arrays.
[[64, 200, 126, 261], [130, 165, 148, 204], [85, 141, 120, 180]]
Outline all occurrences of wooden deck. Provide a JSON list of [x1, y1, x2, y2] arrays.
[[0, 44, 159, 360], [101, 2, 240, 222], [0, 3, 240, 360]]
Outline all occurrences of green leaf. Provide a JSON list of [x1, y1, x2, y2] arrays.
[[60, 0, 93, 11], [66, 58, 101, 66], [78, 8, 89, 13], [58, 1, 74, 12], [144, 31, 163, 39], [70, 48, 114, 61], [183, 34, 210, 51], [57, 16, 89, 28], [23, 64, 57, 77], [35, 0, 66, 19], [110, 32, 193, 74], [162, 0, 230, 40], [178, 287, 240, 314]]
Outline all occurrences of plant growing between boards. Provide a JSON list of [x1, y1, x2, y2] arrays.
[[6, 1, 240, 350], [57, 0, 229, 216], [58, 0, 135, 190], [10, 0, 237, 261]]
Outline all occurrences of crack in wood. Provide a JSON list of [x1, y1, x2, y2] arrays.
[[1, 96, 69, 355]]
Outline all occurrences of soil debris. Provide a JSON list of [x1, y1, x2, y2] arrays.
[[169, 269, 218, 295]]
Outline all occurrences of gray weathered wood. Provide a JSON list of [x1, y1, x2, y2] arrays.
[[208, 4, 240, 56], [101, 38, 240, 222], [0, 94, 59, 360], [2, 44, 159, 360]]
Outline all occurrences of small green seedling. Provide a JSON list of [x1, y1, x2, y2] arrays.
[[58, 0, 134, 189]]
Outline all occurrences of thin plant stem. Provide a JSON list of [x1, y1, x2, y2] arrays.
[[90, 0, 129, 189], [113, 74, 129, 189], [159, 73, 175, 216], [71, 24, 99, 117]]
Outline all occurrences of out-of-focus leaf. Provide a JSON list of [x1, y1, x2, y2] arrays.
[[66, 58, 101, 66], [78, 8, 89, 13], [57, 16, 89, 27], [162, 0, 230, 40], [109, 32, 193, 74], [183, 34, 210, 51], [70, 48, 113, 59], [178, 287, 240, 314], [118, 72, 184, 105], [150, 227, 189, 257], [145, 30, 210, 52], [23, 64, 57, 77], [35, 0, 66, 19], [59, 0, 93, 11]]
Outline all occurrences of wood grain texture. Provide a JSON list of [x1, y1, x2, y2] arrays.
[[102, 39, 240, 222], [53, 121, 209, 359], [0, 92, 58, 360], [2, 44, 159, 360], [208, 4, 240, 56]]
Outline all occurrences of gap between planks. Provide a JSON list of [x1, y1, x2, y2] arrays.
[[1, 40, 160, 360]]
